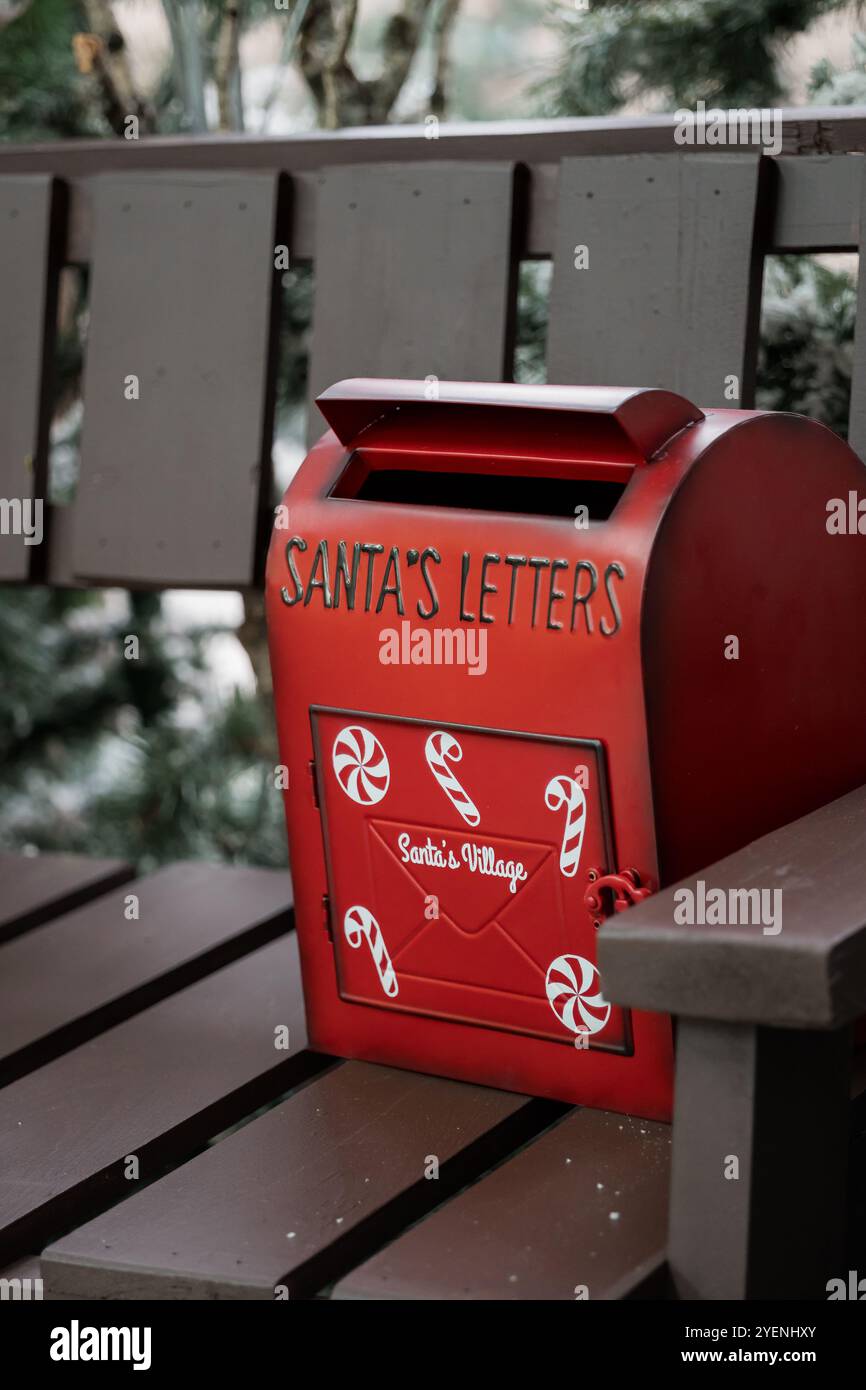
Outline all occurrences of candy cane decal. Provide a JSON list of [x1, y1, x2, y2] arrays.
[[544, 774, 587, 877], [343, 905, 398, 998], [545, 954, 611, 1036], [332, 725, 390, 806], [424, 731, 480, 827]]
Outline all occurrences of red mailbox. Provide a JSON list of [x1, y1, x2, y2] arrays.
[[265, 379, 866, 1121]]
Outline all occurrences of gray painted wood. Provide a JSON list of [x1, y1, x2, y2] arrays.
[[0, 862, 292, 1084], [307, 162, 520, 442], [72, 172, 286, 586], [598, 782, 866, 1028], [547, 154, 765, 407], [42, 1063, 550, 1299], [0, 176, 63, 582], [0, 934, 318, 1267], [773, 154, 859, 251], [668, 1020, 850, 1299], [333, 1108, 670, 1301], [0, 852, 131, 944]]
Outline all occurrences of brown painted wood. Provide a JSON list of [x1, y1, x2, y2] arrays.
[[307, 162, 521, 442], [0, 176, 64, 582], [668, 1020, 851, 1300], [0, 934, 319, 1267], [333, 1108, 670, 1301], [71, 171, 288, 586], [0, 851, 132, 944], [599, 782, 866, 1028], [42, 1063, 557, 1299], [547, 154, 766, 408], [0, 862, 292, 1085]]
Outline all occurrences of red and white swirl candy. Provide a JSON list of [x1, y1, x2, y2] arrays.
[[332, 725, 390, 806], [343, 904, 398, 997], [544, 774, 587, 877], [424, 730, 480, 827], [545, 954, 610, 1035]]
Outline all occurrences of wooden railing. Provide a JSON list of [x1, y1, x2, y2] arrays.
[[3, 108, 866, 591]]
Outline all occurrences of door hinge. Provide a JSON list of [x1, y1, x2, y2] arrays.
[[322, 893, 333, 940], [309, 758, 320, 808]]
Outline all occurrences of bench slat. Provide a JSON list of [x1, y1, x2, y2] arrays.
[[0, 934, 317, 1267], [307, 161, 521, 442], [0, 862, 292, 1085], [0, 176, 63, 582], [547, 153, 765, 408], [0, 851, 132, 944], [42, 1062, 559, 1299], [71, 171, 287, 586], [332, 1108, 670, 1300]]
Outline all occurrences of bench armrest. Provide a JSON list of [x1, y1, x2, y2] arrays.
[[598, 783, 866, 1028]]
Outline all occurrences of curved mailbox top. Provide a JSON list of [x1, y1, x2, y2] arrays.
[[316, 377, 705, 465]]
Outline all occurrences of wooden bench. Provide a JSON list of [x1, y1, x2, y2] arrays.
[[2, 107, 866, 1300]]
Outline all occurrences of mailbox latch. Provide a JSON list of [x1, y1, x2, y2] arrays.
[[584, 868, 653, 927]]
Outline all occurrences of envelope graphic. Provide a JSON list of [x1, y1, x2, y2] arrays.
[[314, 708, 631, 1053]]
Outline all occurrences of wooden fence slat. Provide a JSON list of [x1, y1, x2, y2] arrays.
[[0, 852, 132, 944], [42, 1063, 558, 1299], [773, 154, 860, 251], [0, 176, 64, 582], [72, 172, 288, 586], [307, 161, 521, 441], [332, 1108, 670, 1301], [0, 934, 319, 1267], [547, 154, 766, 408], [0, 862, 292, 1085]]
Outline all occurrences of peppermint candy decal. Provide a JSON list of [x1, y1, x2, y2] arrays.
[[424, 730, 481, 827], [344, 904, 398, 997], [332, 725, 390, 806], [544, 774, 587, 877], [545, 954, 610, 1036]]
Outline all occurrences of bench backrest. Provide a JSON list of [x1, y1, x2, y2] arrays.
[[1, 108, 866, 591]]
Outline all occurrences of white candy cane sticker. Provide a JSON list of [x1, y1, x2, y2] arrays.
[[544, 774, 587, 877], [343, 905, 398, 997], [424, 730, 480, 827], [546, 954, 610, 1036], [332, 725, 390, 806]]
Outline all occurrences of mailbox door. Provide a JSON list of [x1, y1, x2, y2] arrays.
[[313, 707, 632, 1053]]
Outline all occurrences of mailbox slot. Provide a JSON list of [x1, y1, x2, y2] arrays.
[[333, 450, 630, 520]]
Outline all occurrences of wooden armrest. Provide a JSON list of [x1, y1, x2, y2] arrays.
[[598, 783, 866, 1028]]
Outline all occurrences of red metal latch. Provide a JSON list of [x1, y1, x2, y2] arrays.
[[584, 867, 653, 927]]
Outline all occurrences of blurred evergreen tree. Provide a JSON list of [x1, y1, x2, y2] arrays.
[[544, 0, 864, 116], [541, 0, 863, 433]]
